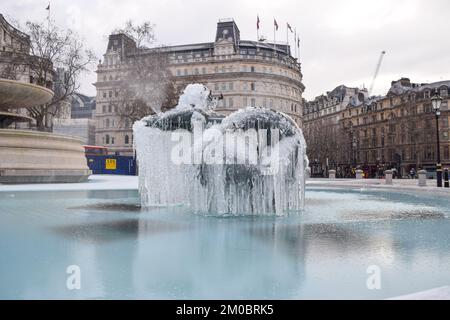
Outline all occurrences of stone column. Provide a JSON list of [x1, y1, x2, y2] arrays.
[[385, 170, 393, 185], [329, 170, 336, 179], [355, 169, 364, 180], [418, 170, 427, 187]]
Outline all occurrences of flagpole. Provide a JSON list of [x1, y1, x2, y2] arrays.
[[273, 19, 276, 54], [294, 28, 297, 59], [286, 23, 289, 51], [46, 2, 51, 30], [257, 15, 259, 41]]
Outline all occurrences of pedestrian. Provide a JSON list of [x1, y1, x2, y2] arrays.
[[410, 168, 416, 179]]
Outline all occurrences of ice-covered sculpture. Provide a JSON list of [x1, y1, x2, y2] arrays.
[[133, 84, 308, 216]]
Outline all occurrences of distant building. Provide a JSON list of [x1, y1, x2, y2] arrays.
[[304, 78, 450, 178], [303, 85, 368, 176], [71, 92, 96, 119], [52, 92, 96, 145], [95, 18, 305, 155]]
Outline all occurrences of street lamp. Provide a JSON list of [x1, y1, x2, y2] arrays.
[[431, 92, 443, 187]]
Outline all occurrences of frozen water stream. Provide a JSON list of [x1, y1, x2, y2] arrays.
[[133, 84, 308, 216]]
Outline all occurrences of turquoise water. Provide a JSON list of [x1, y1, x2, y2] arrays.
[[1, 187, 450, 299]]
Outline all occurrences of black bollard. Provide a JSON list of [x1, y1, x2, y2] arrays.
[[445, 168, 449, 188]]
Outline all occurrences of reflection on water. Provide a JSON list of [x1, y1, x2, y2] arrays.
[[67, 203, 142, 213], [1, 187, 450, 299], [50, 218, 188, 244]]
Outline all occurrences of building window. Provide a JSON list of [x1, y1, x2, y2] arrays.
[[229, 82, 233, 91], [102, 105, 106, 113], [109, 91, 112, 98], [243, 97, 248, 106], [229, 98, 233, 107], [250, 83, 255, 91], [441, 88, 448, 97], [176, 69, 181, 76], [103, 92, 106, 98], [105, 135, 110, 144], [250, 66, 255, 72], [202, 67, 206, 74], [111, 137, 115, 145], [125, 135, 130, 145], [108, 105, 112, 113], [105, 119, 110, 128], [214, 83, 219, 91], [251, 98, 256, 107]]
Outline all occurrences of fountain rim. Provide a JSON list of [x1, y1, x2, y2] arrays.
[[0, 78, 54, 109]]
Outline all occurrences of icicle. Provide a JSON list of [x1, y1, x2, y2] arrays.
[[133, 84, 308, 216]]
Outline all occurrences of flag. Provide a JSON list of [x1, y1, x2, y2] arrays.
[[297, 36, 300, 47], [46, 3, 50, 10], [274, 19, 278, 31], [257, 15, 260, 30], [287, 23, 293, 33]]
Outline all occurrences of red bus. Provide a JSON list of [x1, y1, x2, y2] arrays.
[[83, 145, 108, 156]]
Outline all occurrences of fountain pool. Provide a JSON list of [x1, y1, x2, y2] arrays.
[[1, 182, 450, 299]]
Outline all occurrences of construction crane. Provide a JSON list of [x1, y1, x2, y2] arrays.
[[368, 51, 386, 96]]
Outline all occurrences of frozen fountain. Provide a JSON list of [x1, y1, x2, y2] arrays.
[[133, 84, 308, 216]]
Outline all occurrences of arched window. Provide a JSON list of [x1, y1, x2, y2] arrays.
[[125, 135, 130, 145], [105, 134, 110, 144]]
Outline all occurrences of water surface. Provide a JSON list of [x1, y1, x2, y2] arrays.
[[1, 187, 450, 299]]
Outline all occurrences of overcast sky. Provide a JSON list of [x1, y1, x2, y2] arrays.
[[3, 0, 450, 100]]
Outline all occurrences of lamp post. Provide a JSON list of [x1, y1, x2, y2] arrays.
[[431, 92, 443, 187]]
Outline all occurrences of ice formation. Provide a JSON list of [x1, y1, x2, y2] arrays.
[[133, 84, 308, 216]]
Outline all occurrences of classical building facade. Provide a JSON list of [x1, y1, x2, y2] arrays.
[[0, 13, 54, 129], [303, 85, 368, 176], [304, 78, 450, 178], [95, 19, 305, 155], [0, 14, 53, 88]]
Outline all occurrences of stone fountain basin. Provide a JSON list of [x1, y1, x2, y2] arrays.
[[0, 79, 54, 109], [0, 129, 91, 183]]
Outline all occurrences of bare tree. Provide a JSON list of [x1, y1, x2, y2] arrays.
[[112, 20, 180, 124], [23, 21, 96, 131]]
